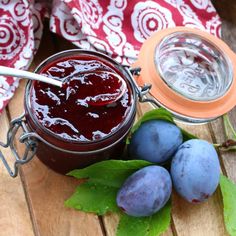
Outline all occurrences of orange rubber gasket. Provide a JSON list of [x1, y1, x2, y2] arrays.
[[133, 27, 236, 119]]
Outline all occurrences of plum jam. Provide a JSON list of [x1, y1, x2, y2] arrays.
[[31, 57, 131, 142], [25, 50, 136, 174]]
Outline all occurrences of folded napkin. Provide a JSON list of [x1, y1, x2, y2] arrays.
[[0, 0, 221, 114]]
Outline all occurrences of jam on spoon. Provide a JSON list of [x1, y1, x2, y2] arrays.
[[62, 70, 127, 106]]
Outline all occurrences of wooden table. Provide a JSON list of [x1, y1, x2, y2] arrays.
[[1, 15, 236, 236]]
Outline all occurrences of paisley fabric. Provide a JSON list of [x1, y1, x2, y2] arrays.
[[0, 0, 221, 113]]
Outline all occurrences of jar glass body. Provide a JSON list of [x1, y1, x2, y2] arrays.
[[24, 49, 137, 174]]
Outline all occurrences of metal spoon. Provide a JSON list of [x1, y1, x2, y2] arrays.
[[0, 66, 127, 105], [0, 65, 63, 87]]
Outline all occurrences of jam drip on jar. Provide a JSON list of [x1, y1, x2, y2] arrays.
[[30, 56, 132, 142]]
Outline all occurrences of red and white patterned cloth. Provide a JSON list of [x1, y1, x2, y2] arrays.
[[0, 0, 221, 114]]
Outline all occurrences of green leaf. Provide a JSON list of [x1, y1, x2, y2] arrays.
[[66, 160, 153, 214], [181, 128, 197, 141], [116, 201, 171, 236], [131, 108, 174, 134], [117, 214, 149, 236], [65, 182, 119, 215], [147, 201, 171, 236], [220, 174, 236, 236], [68, 160, 152, 188]]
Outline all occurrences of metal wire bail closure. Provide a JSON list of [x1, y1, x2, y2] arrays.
[[0, 113, 38, 177]]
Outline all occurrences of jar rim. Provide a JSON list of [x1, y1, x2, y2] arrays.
[[25, 49, 137, 146]]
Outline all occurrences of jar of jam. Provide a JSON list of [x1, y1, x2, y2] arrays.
[[0, 49, 137, 177], [1, 27, 236, 177]]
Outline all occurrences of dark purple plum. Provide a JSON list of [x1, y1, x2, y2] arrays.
[[171, 139, 220, 203], [116, 165, 172, 217], [128, 120, 183, 164]]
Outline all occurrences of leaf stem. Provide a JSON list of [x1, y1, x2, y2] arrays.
[[213, 143, 221, 148], [213, 114, 236, 151], [223, 114, 236, 140]]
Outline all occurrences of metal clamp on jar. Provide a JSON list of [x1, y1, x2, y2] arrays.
[[0, 113, 38, 177]]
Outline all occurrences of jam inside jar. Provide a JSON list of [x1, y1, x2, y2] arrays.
[[24, 50, 136, 174]]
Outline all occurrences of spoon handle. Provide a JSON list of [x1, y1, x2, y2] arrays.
[[0, 65, 62, 87]]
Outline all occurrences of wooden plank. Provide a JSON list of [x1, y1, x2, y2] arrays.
[[0, 110, 34, 236], [171, 123, 227, 236], [171, 188, 225, 236], [210, 111, 236, 182], [210, 20, 236, 180], [102, 214, 119, 236], [7, 26, 104, 236]]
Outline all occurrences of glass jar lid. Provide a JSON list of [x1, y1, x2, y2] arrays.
[[133, 27, 236, 123]]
